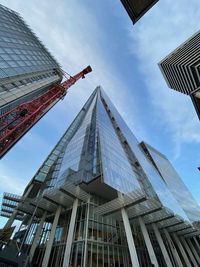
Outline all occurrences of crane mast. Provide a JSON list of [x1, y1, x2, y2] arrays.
[[0, 66, 92, 159]]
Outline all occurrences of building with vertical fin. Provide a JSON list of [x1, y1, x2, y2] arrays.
[[0, 4, 63, 115], [1, 87, 200, 266], [158, 30, 200, 120]]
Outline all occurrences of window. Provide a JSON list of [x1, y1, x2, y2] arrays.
[[8, 61, 18, 67], [0, 54, 11, 60], [0, 47, 5, 53], [4, 48, 13, 53], [0, 61, 9, 68]]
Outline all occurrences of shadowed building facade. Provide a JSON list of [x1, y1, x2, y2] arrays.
[[158, 30, 200, 120], [1, 87, 200, 266], [0, 4, 62, 116], [120, 0, 159, 24]]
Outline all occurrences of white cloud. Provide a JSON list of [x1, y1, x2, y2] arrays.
[[0, 172, 25, 195], [0, 0, 147, 139], [128, 0, 200, 158]]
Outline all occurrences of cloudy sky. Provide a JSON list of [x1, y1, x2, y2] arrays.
[[1, 0, 200, 228]]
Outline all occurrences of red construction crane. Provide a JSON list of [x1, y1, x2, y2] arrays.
[[0, 66, 92, 159]]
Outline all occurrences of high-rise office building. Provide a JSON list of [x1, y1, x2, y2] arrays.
[[158, 30, 200, 120], [0, 4, 63, 115], [120, 0, 159, 24], [1, 87, 200, 266]]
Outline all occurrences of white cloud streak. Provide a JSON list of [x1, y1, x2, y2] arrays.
[[128, 0, 200, 159], [0, 0, 147, 138]]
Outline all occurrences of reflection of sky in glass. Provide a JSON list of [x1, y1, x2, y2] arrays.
[[145, 143, 200, 222], [56, 93, 97, 187], [100, 88, 190, 222], [97, 90, 142, 195]]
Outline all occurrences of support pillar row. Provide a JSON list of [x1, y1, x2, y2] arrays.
[[180, 237, 198, 267], [193, 236, 200, 251], [172, 233, 192, 267], [187, 238, 200, 263], [163, 229, 183, 267], [152, 223, 173, 267]]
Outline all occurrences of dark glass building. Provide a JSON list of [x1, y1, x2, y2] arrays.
[[120, 0, 159, 24], [0, 4, 63, 115], [1, 87, 200, 266]]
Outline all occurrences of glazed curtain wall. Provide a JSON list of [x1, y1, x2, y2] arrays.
[[100, 87, 189, 222], [0, 4, 60, 79], [55, 91, 100, 187], [146, 143, 200, 222], [96, 90, 143, 196]]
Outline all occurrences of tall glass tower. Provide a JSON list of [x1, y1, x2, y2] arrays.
[[1, 87, 200, 266], [0, 4, 62, 115]]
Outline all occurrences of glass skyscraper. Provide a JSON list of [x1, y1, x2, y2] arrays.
[[1, 87, 200, 267], [0, 4, 62, 115]]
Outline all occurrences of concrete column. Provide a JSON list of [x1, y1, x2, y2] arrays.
[[152, 223, 173, 267], [172, 233, 192, 267], [4, 210, 18, 229], [83, 197, 90, 267], [193, 236, 200, 251], [42, 205, 62, 267], [22, 184, 34, 200], [187, 238, 200, 263], [121, 208, 140, 267], [138, 217, 159, 267], [29, 211, 47, 261], [180, 237, 198, 267], [163, 229, 183, 267], [18, 214, 36, 255], [62, 199, 78, 267]]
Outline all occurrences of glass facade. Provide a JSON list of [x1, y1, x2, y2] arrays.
[[2, 86, 200, 266], [42, 87, 143, 200], [0, 4, 62, 115], [56, 93, 99, 186], [96, 90, 142, 196], [141, 142, 200, 223], [0, 4, 60, 79], [41, 89, 100, 193], [100, 88, 190, 221]]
